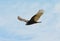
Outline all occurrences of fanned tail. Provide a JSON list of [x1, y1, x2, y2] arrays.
[[17, 16, 28, 22]]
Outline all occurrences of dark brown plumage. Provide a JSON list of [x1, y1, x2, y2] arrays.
[[18, 9, 44, 25]]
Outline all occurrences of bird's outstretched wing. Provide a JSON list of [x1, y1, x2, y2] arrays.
[[30, 10, 44, 22], [17, 16, 28, 22]]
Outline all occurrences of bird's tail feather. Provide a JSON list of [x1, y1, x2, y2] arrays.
[[17, 16, 28, 22]]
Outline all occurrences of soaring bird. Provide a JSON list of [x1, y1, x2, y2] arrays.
[[18, 9, 44, 25]]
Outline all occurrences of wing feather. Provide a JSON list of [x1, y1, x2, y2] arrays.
[[30, 10, 44, 22], [18, 16, 28, 22]]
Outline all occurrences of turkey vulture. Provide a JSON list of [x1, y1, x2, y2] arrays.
[[18, 9, 44, 25]]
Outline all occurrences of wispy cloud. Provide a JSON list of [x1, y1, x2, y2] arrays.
[[0, 0, 59, 41], [53, 3, 60, 13]]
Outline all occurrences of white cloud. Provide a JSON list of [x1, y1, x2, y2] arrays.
[[53, 3, 60, 13], [52, 3, 60, 32], [56, 18, 60, 32], [0, 17, 8, 26], [0, 1, 59, 41], [0, 37, 20, 41]]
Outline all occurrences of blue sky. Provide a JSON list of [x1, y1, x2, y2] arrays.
[[0, 0, 60, 41]]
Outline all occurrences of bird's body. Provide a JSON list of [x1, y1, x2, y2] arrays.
[[18, 9, 44, 25], [26, 20, 37, 25]]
